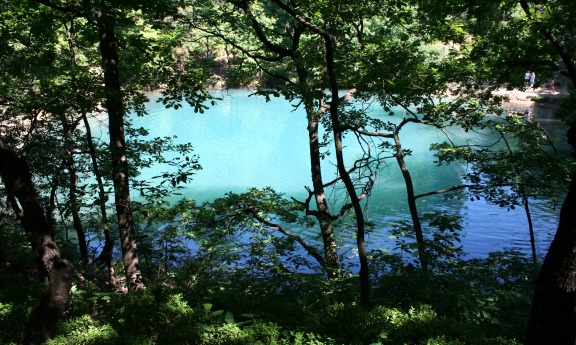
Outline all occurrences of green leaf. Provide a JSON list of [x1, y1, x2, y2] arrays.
[[203, 303, 213, 312], [224, 311, 235, 324]]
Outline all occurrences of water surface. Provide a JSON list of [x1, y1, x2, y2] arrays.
[[130, 89, 560, 259]]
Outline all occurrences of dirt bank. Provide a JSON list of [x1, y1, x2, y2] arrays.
[[494, 84, 567, 112]]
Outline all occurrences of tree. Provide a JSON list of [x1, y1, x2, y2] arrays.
[[518, 0, 576, 88], [11, 0, 212, 289], [16, 0, 146, 289], [406, 2, 576, 339], [83, 111, 117, 286], [0, 142, 73, 344], [186, 0, 382, 304], [189, 1, 359, 274], [97, 6, 144, 290], [526, 121, 576, 344]]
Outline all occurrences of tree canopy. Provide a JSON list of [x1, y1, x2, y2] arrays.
[[0, 0, 575, 343]]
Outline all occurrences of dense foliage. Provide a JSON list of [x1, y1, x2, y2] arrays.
[[1, 0, 575, 343], [1, 228, 537, 344]]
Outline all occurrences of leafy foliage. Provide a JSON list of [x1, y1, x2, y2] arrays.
[[1, 0, 574, 343], [8, 248, 529, 345]]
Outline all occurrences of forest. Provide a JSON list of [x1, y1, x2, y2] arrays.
[[1, 0, 576, 344]]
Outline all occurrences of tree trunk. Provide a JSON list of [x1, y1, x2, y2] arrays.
[[46, 161, 64, 239], [0, 143, 73, 344], [296, 65, 339, 274], [65, 14, 115, 284], [393, 132, 428, 269], [526, 121, 576, 344], [82, 112, 116, 287], [522, 195, 537, 265], [322, 34, 371, 306], [98, 18, 143, 290], [306, 114, 339, 273], [63, 119, 89, 265]]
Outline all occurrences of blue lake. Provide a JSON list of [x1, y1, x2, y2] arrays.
[[123, 89, 560, 260]]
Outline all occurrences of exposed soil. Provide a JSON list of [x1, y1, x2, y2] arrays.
[[495, 84, 568, 112]]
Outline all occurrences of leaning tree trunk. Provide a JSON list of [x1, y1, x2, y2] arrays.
[[526, 121, 576, 344], [0, 142, 73, 344], [82, 112, 116, 287], [98, 18, 143, 290], [392, 131, 428, 269]]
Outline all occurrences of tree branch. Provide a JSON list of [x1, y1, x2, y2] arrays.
[[33, 0, 96, 26], [243, 206, 326, 267]]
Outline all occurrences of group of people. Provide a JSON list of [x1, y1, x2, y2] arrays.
[[524, 70, 536, 89], [523, 70, 557, 91]]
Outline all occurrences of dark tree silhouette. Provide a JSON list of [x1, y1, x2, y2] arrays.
[[526, 121, 576, 344], [0, 142, 73, 344], [98, 14, 143, 290]]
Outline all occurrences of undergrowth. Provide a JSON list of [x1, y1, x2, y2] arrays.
[[0, 249, 535, 344]]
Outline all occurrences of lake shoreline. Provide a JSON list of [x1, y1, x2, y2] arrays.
[[495, 84, 568, 112]]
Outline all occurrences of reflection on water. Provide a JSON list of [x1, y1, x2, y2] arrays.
[[121, 89, 562, 259]]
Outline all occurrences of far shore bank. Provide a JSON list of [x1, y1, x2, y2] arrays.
[[495, 84, 568, 112]]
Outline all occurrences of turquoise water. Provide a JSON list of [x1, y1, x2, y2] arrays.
[[126, 89, 558, 259]]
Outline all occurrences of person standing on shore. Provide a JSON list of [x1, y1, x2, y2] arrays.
[[530, 71, 536, 89], [525, 70, 531, 86]]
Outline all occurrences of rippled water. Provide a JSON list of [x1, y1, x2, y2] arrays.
[[127, 89, 561, 259]]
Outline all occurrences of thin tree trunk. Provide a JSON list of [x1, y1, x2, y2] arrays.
[[501, 131, 538, 266], [82, 113, 116, 286], [62, 19, 89, 266], [322, 33, 370, 306], [46, 161, 65, 239], [522, 195, 537, 265], [351, 118, 428, 270], [393, 132, 428, 269], [0, 143, 73, 344], [297, 65, 340, 274], [98, 18, 143, 290], [65, 15, 116, 284], [306, 113, 340, 273], [526, 121, 576, 344], [63, 120, 89, 265]]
